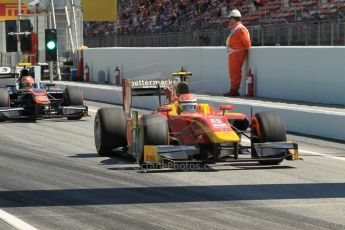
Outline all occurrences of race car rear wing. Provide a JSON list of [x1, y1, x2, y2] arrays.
[[172, 70, 192, 83], [122, 79, 167, 116]]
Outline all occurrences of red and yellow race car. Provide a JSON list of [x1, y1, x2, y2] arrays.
[[94, 71, 298, 169]]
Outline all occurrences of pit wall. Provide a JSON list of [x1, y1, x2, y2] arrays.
[[84, 46, 345, 105], [55, 81, 345, 141]]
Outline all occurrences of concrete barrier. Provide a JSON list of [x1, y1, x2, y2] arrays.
[[84, 46, 345, 106], [56, 82, 165, 111], [248, 47, 345, 105], [56, 81, 345, 141]]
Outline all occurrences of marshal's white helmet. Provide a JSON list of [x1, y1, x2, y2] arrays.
[[228, 9, 241, 18]]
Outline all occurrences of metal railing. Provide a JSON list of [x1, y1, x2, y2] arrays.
[[0, 53, 17, 66], [84, 20, 345, 47]]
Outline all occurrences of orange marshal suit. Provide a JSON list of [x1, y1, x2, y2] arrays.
[[226, 22, 251, 91]]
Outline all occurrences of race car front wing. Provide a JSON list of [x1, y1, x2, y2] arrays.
[[142, 142, 299, 166], [0, 105, 88, 119]]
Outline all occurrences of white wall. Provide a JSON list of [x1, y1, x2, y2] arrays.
[[84, 47, 231, 95], [248, 47, 345, 105], [84, 46, 345, 105]]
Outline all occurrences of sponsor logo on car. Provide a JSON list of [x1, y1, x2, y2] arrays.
[[131, 79, 173, 89]]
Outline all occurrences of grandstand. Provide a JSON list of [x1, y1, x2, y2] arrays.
[[84, 0, 345, 46]]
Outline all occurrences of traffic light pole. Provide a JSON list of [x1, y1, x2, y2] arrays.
[[16, 0, 22, 64], [49, 61, 53, 83], [50, 0, 61, 81], [48, 10, 53, 84], [36, 3, 39, 63]]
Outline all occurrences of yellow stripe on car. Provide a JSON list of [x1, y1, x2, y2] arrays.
[[288, 147, 299, 160], [144, 146, 162, 163], [196, 121, 240, 143]]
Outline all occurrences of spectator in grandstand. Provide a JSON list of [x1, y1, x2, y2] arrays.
[[224, 9, 251, 97], [252, 0, 266, 10]]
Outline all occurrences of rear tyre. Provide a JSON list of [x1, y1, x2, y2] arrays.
[[94, 107, 127, 156], [64, 87, 84, 120], [0, 88, 9, 121], [0, 88, 9, 107], [251, 111, 286, 165], [139, 114, 169, 166]]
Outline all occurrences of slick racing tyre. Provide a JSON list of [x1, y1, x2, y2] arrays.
[[94, 107, 127, 156], [0, 88, 10, 121], [251, 111, 287, 165], [138, 114, 169, 166], [64, 87, 84, 120]]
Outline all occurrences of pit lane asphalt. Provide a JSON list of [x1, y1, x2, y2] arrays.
[[0, 101, 344, 230]]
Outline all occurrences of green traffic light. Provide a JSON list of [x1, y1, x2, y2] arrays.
[[45, 29, 57, 61], [47, 41, 56, 50]]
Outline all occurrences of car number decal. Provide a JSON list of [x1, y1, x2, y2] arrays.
[[210, 118, 228, 128]]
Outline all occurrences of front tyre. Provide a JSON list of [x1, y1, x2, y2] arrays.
[[94, 107, 127, 156], [0, 88, 9, 121], [64, 87, 84, 120], [138, 114, 169, 166], [251, 111, 287, 165]]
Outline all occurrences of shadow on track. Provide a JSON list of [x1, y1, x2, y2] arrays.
[[69, 153, 100, 158], [0, 118, 89, 124], [221, 162, 295, 170], [0, 183, 344, 208], [69, 153, 296, 172], [70, 152, 139, 170]]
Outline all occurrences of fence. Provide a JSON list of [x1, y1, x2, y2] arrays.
[[84, 20, 345, 47]]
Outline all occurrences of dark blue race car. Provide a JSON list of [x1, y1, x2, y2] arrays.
[[0, 66, 88, 121]]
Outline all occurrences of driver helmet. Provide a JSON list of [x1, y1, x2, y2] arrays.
[[21, 76, 34, 89], [178, 94, 197, 113]]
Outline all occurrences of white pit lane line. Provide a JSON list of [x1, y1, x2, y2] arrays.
[[298, 149, 345, 161], [0, 109, 98, 230], [0, 209, 38, 230], [241, 139, 345, 162], [197, 96, 345, 116]]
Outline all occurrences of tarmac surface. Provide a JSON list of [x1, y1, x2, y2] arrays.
[[0, 220, 14, 230], [0, 101, 344, 230]]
